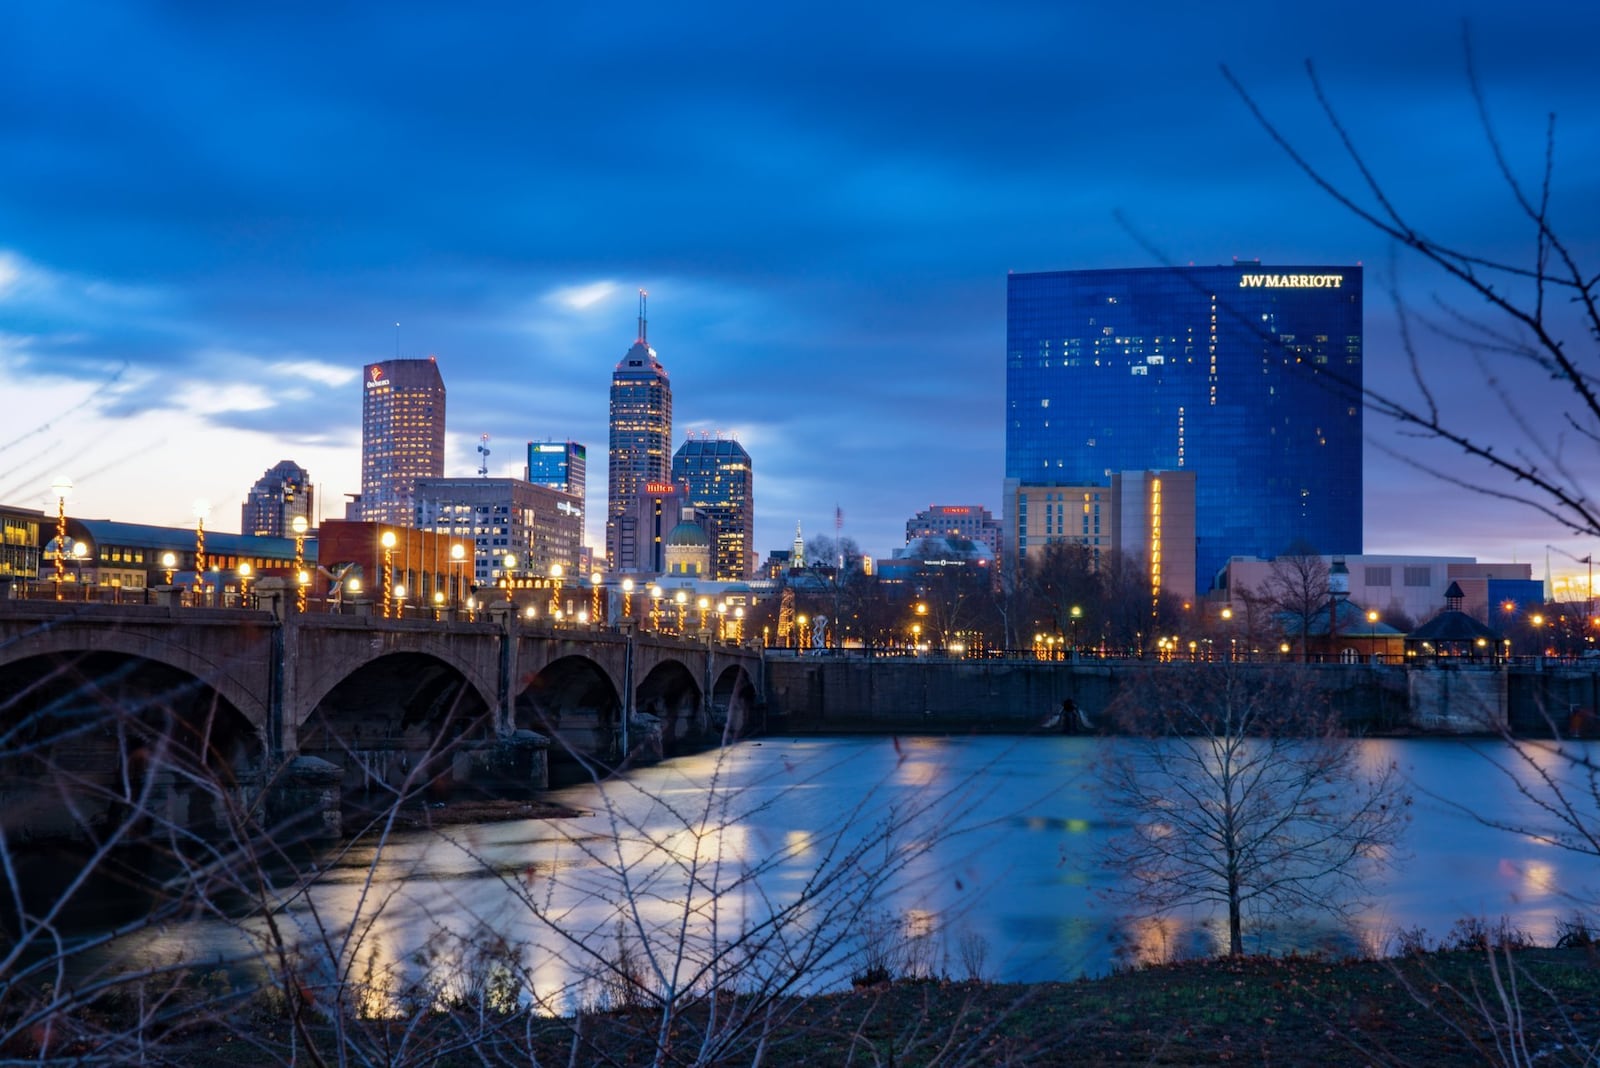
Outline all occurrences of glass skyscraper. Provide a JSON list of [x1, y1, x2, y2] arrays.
[[607, 293, 672, 568], [360, 357, 446, 527], [672, 434, 753, 580], [1006, 265, 1362, 586]]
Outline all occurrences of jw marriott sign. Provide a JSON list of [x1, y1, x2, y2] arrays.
[[1238, 273, 1346, 289]]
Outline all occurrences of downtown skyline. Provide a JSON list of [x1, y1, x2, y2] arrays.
[[2, 2, 1598, 575]]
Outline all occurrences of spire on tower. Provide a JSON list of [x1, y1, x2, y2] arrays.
[[637, 289, 648, 344]]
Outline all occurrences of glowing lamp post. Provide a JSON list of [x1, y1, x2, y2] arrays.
[[649, 585, 663, 631], [238, 561, 253, 608], [450, 544, 467, 608], [549, 563, 564, 617], [591, 571, 604, 625], [72, 540, 89, 600], [379, 531, 397, 618], [798, 614, 810, 650], [291, 516, 309, 612], [621, 578, 635, 625], [674, 589, 688, 633], [733, 606, 745, 643], [161, 551, 177, 586], [716, 601, 727, 641], [192, 499, 210, 606], [432, 589, 445, 621], [504, 553, 518, 603], [394, 583, 406, 618], [697, 596, 710, 634], [50, 476, 72, 600]]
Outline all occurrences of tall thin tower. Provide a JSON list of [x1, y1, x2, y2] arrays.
[[607, 291, 673, 568]]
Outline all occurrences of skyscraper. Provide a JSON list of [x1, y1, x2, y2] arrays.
[[1005, 265, 1362, 587], [241, 460, 314, 537], [607, 293, 672, 567], [672, 433, 753, 580], [360, 357, 446, 527], [526, 440, 586, 500]]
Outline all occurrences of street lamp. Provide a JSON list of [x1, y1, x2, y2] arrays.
[[394, 583, 406, 618], [674, 589, 688, 632], [433, 589, 445, 621], [50, 476, 72, 600], [237, 561, 253, 608], [697, 595, 710, 633], [381, 531, 397, 618], [717, 601, 728, 640], [504, 552, 518, 603], [798, 613, 810, 650], [161, 550, 177, 586], [291, 515, 309, 612], [451, 543, 467, 608], [1070, 604, 1082, 656], [649, 584, 663, 631], [550, 563, 565, 616], [192, 499, 210, 606], [591, 571, 604, 625], [72, 540, 89, 600], [622, 577, 635, 624], [733, 605, 745, 643]]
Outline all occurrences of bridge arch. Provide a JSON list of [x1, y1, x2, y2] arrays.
[[0, 622, 267, 731], [297, 651, 496, 805], [637, 659, 704, 754], [711, 663, 760, 740], [516, 653, 620, 768], [0, 650, 264, 843]]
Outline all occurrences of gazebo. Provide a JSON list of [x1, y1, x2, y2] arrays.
[[1405, 582, 1501, 660]]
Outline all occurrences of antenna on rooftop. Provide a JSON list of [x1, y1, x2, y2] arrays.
[[394, 322, 400, 359], [477, 433, 491, 478], [638, 289, 648, 344]]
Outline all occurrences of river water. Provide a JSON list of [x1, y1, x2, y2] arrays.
[[104, 735, 1600, 1007]]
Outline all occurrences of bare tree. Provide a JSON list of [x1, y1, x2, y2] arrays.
[[1100, 664, 1410, 957], [1265, 547, 1330, 662]]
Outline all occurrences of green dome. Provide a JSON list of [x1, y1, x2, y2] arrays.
[[666, 520, 709, 547]]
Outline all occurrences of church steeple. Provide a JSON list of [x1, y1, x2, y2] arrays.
[[793, 522, 806, 568]]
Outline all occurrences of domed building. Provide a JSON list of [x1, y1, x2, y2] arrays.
[[663, 517, 712, 578]]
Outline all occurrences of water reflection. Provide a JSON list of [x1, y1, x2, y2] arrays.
[[96, 735, 1600, 995]]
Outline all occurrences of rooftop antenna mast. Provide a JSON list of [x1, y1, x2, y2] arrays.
[[477, 433, 491, 478], [638, 289, 648, 344], [394, 322, 400, 359]]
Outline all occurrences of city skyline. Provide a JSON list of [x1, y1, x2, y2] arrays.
[[1, 4, 1596, 573]]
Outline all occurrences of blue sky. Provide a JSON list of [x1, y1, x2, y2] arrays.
[[2, 2, 1597, 580]]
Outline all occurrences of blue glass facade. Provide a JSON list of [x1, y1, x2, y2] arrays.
[[1006, 265, 1363, 585]]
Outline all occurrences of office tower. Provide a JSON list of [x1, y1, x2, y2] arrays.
[[905, 505, 1002, 558], [360, 357, 446, 526], [607, 293, 672, 567], [241, 460, 314, 537], [526, 440, 586, 500], [616, 480, 689, 575], [672, 433, 753, 580], [1005, 265, 1362, 587], [413, 476, 581, 585]]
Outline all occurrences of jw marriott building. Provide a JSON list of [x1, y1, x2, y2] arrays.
[[1004, 264, 1363, 595], [359, 357, 446, 526]]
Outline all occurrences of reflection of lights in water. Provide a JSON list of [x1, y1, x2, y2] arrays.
[[1523, 860, 1555, 897]]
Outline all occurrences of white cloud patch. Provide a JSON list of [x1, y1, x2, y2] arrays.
[[267, 359, 359, 389], [545, 280, 619, 311], [171, 381, 276, 416]]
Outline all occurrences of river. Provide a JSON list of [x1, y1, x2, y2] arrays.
[[101, 735, 1600, 1009]]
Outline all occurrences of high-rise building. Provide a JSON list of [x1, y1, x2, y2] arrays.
[[242, 460, 314, 537], [526, 440, 586, 500], [1005, 265, 1362, 587], [413, 476, 581, 585], [615, 481, 688, 576], [607, 293, 672, 567], [672, 433, 753, 580], [905, 505, 1002, 558], [360, 357, 446, 527]]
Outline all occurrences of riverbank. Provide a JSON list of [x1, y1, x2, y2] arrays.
[[21, 946, 1597, 1065]]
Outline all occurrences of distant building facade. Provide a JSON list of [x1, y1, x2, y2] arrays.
[[614, 481, 689, 575], [242, 460, 314, 537], [1215, 554, 1534, 625], [905, 505, 1002, 558], [672, 433, 753, 580], [0, 504, 44, 593], [360, 357, 446, 527], [413, 476, 581, 585], [607, 295, 672, 568], [1006, 264, 1363, 586], [526, 440, 586, 500]]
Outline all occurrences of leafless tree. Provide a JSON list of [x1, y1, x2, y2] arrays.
[[1100, 663, 1410, 957], [1265, 547, 1330, 662]]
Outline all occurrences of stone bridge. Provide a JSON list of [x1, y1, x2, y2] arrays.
[[0, 600, 763, 841]]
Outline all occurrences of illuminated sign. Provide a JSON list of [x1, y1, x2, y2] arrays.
[[534, 444, 565, 453], [366, 365, 390, 389], [556, 500, 582, 517], [1238, 273, 1345, 289], [645, 482, 676, 494]]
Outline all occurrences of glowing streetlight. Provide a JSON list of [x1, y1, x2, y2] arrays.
[[591, 571, 604, 624], [192, 499, 210, 606], [161, 550, 177, 586], [1367, 609, 1379, 623], [550, 562, 565, 616], [71, 540, 89, 600], [433, 589, 445, 620], [291, 515, 309, 612], [716, 600, 728, 640], [50, 476, 72, 600], [504, 552, 518, 602], [451, 542, 467, 607], [379, 530, 397, 617], [733, 605, 745, 642], [697, 595, 710, 633], [622, 577, 635, 623], [674, 589, 688, 632], [649, 584, 663, 630], [238, 561, 253, 608], [798, 613, 810, 650], [394, 583, 406, 618]]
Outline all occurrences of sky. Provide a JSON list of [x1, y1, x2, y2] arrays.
[[2, 2, 1598, 585]]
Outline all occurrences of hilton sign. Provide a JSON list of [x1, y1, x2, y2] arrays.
[[1238, 273, 1345, 289]]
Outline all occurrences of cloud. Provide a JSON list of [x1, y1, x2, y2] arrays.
[[545, 280, 620, 311]]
